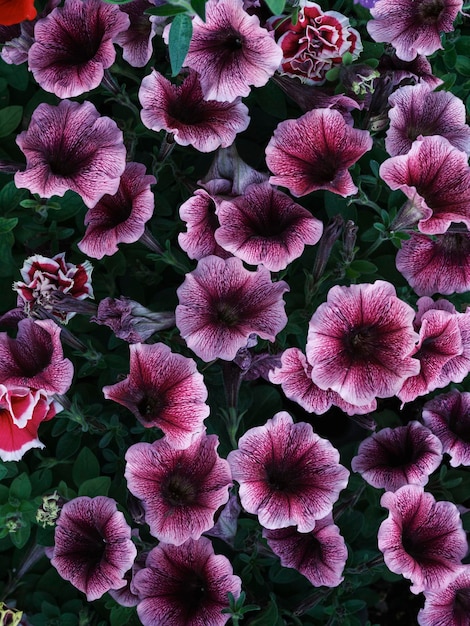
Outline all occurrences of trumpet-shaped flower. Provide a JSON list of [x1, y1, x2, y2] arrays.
[[418, 566, 470, 626]]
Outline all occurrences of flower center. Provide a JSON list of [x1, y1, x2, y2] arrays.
[[265, 462, 300, 492], [417, 0, 445, 24], [161, 473, 197, 506], [137, 393, 166, 421], [343, 325, 379, 359], [224, 33, 244, 51], [454, 588, 470, 616], [215, 301, 239, 327]]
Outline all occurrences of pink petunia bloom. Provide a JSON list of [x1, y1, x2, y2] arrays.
[[436, 309, 470, 388], [418, 566, 470, 626], [0, 318, 73, 395], [214, 182, 323, 271], [133, 537, 241, 626], [378, 485, 468, 594], [14, 100, 126, 209], [13, 252, 93, 323], [422, 390, 470, 468], [178, 0, 282, 103], [77, 162, 156, 259], [115, 0, 156, 67], [263, 514, 348, 587], [266, 108, 372, 197], [386, 83, 470, 157], [306, 281, 420, 407], [227, 412, 349, 532], [380, 135, 470, 235], [50, 496, 137, 602], [367, 0, 462, 62], [125, 434, 232, 545], [351, 421, 442, 492], [139, 69, 250, 153], [176, 255, 289, 362], [103, 342, 209, 449], [270, 1, 362, 85], [396, 231, 470, 297], [0, 385, 60, 462], [28, 0, 130, 98]]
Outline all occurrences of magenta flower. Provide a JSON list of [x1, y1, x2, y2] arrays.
[[214, 182, 323, 271], [14, 100, 126, 209], [266, 108, 372, 197], [175, 255, 289, 362], [367, 0, 462, 62], [396, 231, 470, 297], [422, 390, 470, 468], [386, 83, 470, 157], [436, 309, 470, 389], [78, 162, 156, 259], [227, 412, 349, 532], [0, 319, 73, 395], [139, 69, 250, 153], [115, 0, 156, 67], [378, 485, 468, 594], [351, 422, 442, 492], [263, 514, 348, 587], [0, 385, 59, 462], [380, 136, 470, 235], [125, 434, 232, 545], [28, 0, 130, 98], [133, 537, 241, 626], [306, 281, 420, 407], [178, 0, 282, 102], [50, 496, 137, 602], [418, 566, 470, 626], [103, 342, 209, 449]]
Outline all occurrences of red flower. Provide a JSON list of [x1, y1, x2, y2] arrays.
[[0, 0, 36, 26]]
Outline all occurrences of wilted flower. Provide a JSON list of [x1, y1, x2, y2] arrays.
[[36, 491, 62, 528], [0, 603, 23, 626]]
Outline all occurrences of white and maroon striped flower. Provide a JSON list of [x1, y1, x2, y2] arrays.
[[115, 0, 156, 68], [419, 566, 470, 625]]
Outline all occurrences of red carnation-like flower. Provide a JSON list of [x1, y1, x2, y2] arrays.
[[0, 0, 36, 26]]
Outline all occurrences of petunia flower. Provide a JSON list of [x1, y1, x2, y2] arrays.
[[133, 537, 241, 626], [139, 69, 250, 153], [436, 309, 470, 389], [0, 318, 73, 395], [351, 421, 442, 492], [306, 281, 420, 406], [418, 566, 470, 625], [214, 182, 323, 271], [0, 0, 36, 26], [103, 342, 209, 449], [386, 83, 470, 157], [50, 496, 137, 602], [266, 108, 372, 197], [367, 0, 462, 62], [28, 0, 130, 99], [77, 162, 156, 259], [177, 0, 282, 103], [14, 99, 126, 209], [175, 255, 289, 362], [125, 434, 232, 545], [263, 514, 348, 587], [227, 412, 350, 532], [422, 390, 470, 468], [114, 0, 156, 67], [396, 231, 470, 297], [378, 485, 468, 594]]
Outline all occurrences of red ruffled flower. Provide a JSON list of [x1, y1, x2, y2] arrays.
[[0, 0, 36, 26]]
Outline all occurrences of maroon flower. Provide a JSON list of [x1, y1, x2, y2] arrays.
[[115, 0, 156, 68], [380, 135, 470, 235], [378, 485, 468, 594], [14, 100, 126, 209], [263, 514, 348, 587], [227, 412, 349, 532], [139, 69, 250, 153], [78, 162, 156, 259], [306, 281, 420, 406], [176, 255, 289, 362], [418, 566, 470, 626], [386, 83, 470, 157], [103, 342, 209, 449], [367, 0, 462, 62], [133, 537, 241, 626], [125, 434, 232, 545], [396, 231, 470, 297], [351, 421, 442, 492], [266, 108, 372, 197], [214, 182, 323, 271], [270, 1, 362, 85], [178, 0, 282, 102], [50, 496, 137, 602], [436, 309, 470, 388], [0, 318, 73, 395], [422, 390, 470, 468], [28, 0, 130, 98]]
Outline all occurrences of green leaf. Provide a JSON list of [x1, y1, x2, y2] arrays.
[[264, 0, 286, 14], [102, 0, 135, 3], [0, 105, 23, 138], [145, 5, 187, 17], [169, 13, 193, 76], [0, 181, 28, 211], [0, 217, 18, 233], [249, 599, 281, 626], [72, 447, 100, 488], [9, 473, 32, 501], [78, 476, 111, 497], [349, 260, 378, 274], [0, 62, 29, 90], [9, 522, 31, 549], [110, 606, 136, 626], [191, 0, 206, 19]]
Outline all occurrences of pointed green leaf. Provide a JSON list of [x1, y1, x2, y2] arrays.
[[169, 13, 193, 76]]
